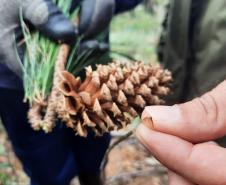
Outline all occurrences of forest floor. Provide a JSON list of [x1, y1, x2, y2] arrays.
[[0, 130, 168, 185], [105, 135, 168, 185], [0, 2, 168, 185]]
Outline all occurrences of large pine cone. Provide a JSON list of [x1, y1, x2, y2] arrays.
[[57, 61, 172, 137]]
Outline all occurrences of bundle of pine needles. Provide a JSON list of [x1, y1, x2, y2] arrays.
[[21, 0, 76, 104]]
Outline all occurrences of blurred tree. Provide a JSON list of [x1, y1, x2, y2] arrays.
[[143, 0, 156, 14]]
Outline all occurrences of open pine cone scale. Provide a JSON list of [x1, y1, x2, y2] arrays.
[[57, 61, 172, 137]]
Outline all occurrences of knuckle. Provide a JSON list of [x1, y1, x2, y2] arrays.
[[199, 93, 219, 124]]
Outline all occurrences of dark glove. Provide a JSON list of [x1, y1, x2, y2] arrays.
[[0, 0, 78, 77], [79, 40, 109, 54], [114, 0, 143, 14], [22, 0, 78, 42], [79, 0, 115, 39]]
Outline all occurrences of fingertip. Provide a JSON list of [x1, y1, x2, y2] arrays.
[[142, 117, 154, 129], [141, 106, 152, 121], [141, 105, 182, 132]]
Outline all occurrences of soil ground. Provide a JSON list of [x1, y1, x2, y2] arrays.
[[105, 136, 168, 185], [0, 131, 168, 185]]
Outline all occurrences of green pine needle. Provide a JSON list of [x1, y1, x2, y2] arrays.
[[22, 0, 75, 103], [21, 0, 110, 103]]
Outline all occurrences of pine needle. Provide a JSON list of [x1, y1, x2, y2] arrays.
[[21, 0, 77, 103]]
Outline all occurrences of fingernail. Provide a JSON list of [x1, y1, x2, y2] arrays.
[[142, 117, 154, 129], [142, 105, 182, 129]]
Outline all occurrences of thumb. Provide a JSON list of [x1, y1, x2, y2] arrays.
[[136, 124, 226, 185], [142, 80, 226, 143], [168, 171, 195, 185]]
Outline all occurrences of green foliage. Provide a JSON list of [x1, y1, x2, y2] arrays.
[[0, 173, 10, 185], [22, 29, 59, 103], [65, 38, 96, 76], [65, 40, 111, 77], [21, 0, 77, 103], [110, 6, 163, 62]]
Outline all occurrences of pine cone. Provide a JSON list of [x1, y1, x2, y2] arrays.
[[57, 61, 172, 137]]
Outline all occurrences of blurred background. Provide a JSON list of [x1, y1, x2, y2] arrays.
[[0, 1, 169, 184], [111, 0, 167, 62]]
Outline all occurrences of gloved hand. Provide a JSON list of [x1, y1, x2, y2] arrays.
[[75, 0, 142, 39], [77, 0, 142, 51], [0, 0, 78, 77], [78, 0, 115, 40], [79, 40, 109, 53], [114, 0, 143, 14], [21, 0, 79, 42]]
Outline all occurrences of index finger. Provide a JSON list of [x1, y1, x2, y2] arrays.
[[142, 80, 226, 143]]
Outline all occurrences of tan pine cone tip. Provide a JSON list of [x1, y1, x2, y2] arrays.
[[56, 61, 172, 137]]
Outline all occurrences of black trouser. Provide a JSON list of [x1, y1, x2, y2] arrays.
[[0, 88, 110, 185]]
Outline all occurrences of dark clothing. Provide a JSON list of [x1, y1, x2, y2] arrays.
[[0, 65, 23, 89], [159, 0, 226, 146], [159, 0, 226, 104], [0, 88, 110, 185], [115, 0, 143, 14], [0, 43, 24, 89]]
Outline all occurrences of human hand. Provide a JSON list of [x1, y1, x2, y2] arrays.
[[136, 80, 226, 185], [1, 0, 78, 78], [22, 0, 78, 42]]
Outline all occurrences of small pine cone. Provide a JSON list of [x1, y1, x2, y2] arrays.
[[57, 61, 172, 137], [28, 103, 45, 131], [28, 44, 70, 133], [42, 45, 70, 133]]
